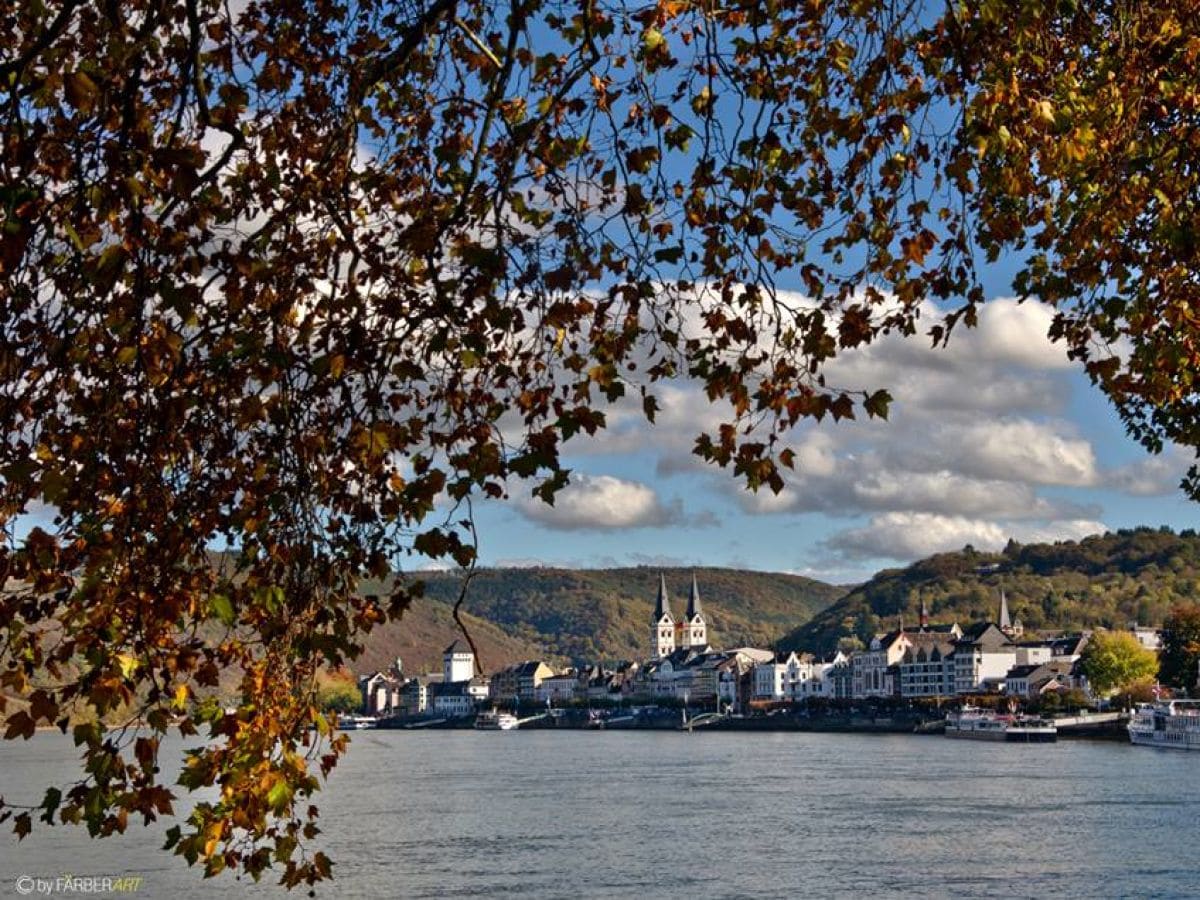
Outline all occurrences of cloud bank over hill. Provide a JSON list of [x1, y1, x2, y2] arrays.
[[499, 295, 1190, 569]]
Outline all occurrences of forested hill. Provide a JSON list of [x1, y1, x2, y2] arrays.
[[779, 528, 1200, 656], [359, 567, 845, 672]]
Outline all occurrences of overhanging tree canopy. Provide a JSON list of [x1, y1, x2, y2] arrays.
[[2, 0, 1198, 886]]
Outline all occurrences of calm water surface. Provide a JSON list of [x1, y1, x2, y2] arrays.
[[2, 731, 1197, 898]]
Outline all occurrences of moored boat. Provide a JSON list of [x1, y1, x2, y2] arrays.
[[341, 714, 379, 730], [945, 706, 1056, 743], [474, 710, 518, 730], [1128, 700, 1200, 750]]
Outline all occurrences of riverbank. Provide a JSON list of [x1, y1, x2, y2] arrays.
[[378, 708, 1130, 738]]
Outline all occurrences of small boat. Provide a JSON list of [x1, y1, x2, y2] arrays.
[[1128, 700, 1200, 750], [474, 710, 518, 730], [341, 714, 379, 730], [945, 706, 1056, 742]]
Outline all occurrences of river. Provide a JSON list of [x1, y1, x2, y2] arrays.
[[1, 730, 1197, 898]]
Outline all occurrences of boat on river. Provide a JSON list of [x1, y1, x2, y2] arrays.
[[944, 706, 1057, 742], [341, 714, 379, 730], [1128, 700, 1200, 750], [474, 710, 519, 730]]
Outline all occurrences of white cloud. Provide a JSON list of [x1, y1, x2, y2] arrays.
[[495, 287, 1177, 566], [490, 557, 554, 568], [953, 299, 1074, 371], [513, 474, 679, 531], [824, 512, 1108, 561], [1105, 450, 1190, 496], [908, 419, 1098, 487]]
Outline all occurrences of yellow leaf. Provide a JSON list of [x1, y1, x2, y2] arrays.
[[117, 654, 138, 679]]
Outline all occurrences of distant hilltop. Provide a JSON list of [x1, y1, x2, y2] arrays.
[[354, 566, 843, 674], [780, 527, 1200, 655]]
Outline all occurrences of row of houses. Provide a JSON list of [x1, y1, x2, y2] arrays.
[[749, 592, 1109, 704], [751, 622, 1091, 704], [359, 643, 780, 718]]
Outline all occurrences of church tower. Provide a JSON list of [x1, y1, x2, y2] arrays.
[[680, 572, 708, 650], [651, 573, 676, 659], [997, 589, 1011, 631]]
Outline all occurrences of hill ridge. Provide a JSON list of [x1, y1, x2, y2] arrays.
[[779, 527, 1200, 655]]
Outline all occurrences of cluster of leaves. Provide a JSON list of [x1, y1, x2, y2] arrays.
[[1077, 630, 1159, 696], [3, 0, 1200, 886], [781, 528, 1200, 654], [314, 671, 363, 714]]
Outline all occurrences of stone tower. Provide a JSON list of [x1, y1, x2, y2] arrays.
[[652, 573, 676, 658], [679, 572, 708, 650]]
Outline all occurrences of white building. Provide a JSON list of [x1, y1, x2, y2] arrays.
[[537, 671, 579, 704], [1014, 644, 1053, 666], [1131, 624, 1162, 651], [899, 640, 957, 698], [953, 623, 1017, 694], [358, 657, 404, 715], [432, 681, 476, 718], [852, 630, 914, 698], [798, 651, 848, 699], [400, 673, 442, 717], [443, 640, 475, 684], [754, 655, 790, 700], [753, 650, 848, 701]]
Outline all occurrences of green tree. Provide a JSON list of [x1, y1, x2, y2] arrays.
[[1159, 604, 1200, 694], [1079, 632, 1159, 697], [316, 676, 364, 715], [5, 0, 1200, 887]]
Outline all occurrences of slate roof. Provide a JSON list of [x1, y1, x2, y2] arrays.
[[654, 573, 673, 620], [686, 572, 703, 619], [957, 622, 1012, 649], [435, 681, 471, 698], [998, 590, 1012, 630], [1006, 664, 1041, 679]]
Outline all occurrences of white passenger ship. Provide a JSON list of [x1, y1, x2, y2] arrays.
[[944, 706, 1057, 742], [474, 710, 518, 730], [1128, 700, 1200, 750]]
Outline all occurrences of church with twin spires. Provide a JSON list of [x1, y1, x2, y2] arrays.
[[651, 572, 709, 658]]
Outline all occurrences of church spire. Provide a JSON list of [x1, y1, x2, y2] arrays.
[[686, 571, 703, 620], [920, 597, 929, 631], [654, 573, 672, 621], [998, 589, 1012, 631]]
